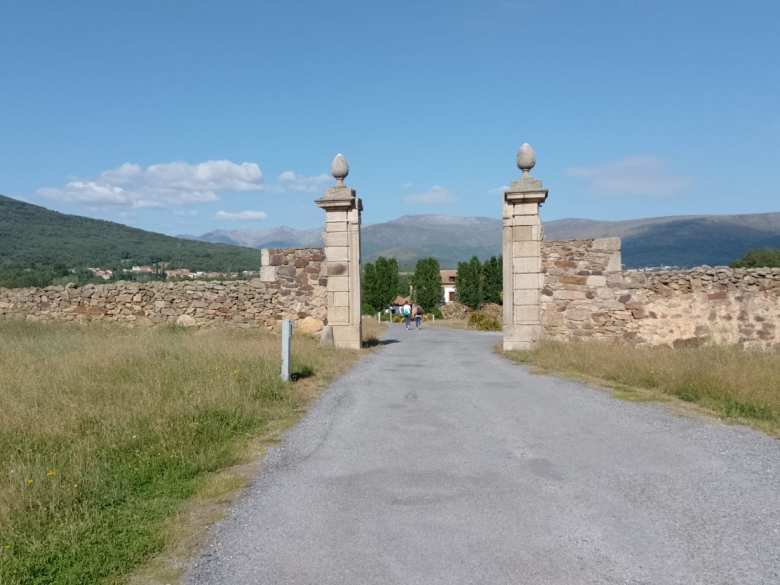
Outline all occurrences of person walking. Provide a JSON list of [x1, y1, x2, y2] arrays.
[[402, 300, 412, 330], [413, 304, 424, 329]]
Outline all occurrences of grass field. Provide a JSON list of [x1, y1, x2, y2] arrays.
[[506, 341, 780, 436], [0, 321, 358, 585]]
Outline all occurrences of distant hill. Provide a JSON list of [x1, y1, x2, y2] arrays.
[[3, 193, 778, 272], [0, 194, 259, 272], [191, 212, 780, 268]]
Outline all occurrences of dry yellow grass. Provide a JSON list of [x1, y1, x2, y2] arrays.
[[506, 340, 780, 435], [361, 315, 388, 346], [0, 321, 357, 584]]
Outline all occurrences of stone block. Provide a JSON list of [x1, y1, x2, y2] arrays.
[[328, 306, 349, 324], [512, 226, 533, 241], [332, 325, 361, 350], [297, 316, 324, 335], [329, 291, 349, 307], [514, 273, 543, 289], [505, 323, 542, 343], [325, 246, 349, 262], [325, 211, 348, 223], [260, 248, 270, 266], [560, 275, 587, 285], [260, 266, 277, 282], [606, 251, 622, 272], [512, 215, 541, 227], [554, 289, 587, 300], [513, 305, 540, 323], [586, 275, 607, 287], [514, 289, 540, 306], [327, 262, 348, 276], [325, 221, 347, 232], [327, 276, 350, 292], [513, 240, 540, 257], [512, 202, 539, 216], [323, 231, 349, 247], [513, 257, 541, 274]]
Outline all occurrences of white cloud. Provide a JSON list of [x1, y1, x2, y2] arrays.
[[215, 210, 267, 221], [488, 185, 509, 196], [38, 160, 264, 208], [566, 156, 690, 198], [277, 170, 332, 193], [403, 185, 454, 205]]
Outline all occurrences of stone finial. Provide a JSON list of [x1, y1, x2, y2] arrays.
[[330, 153, 349, 186], [516, 143, 536, 176]]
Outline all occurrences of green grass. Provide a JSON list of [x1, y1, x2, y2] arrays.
[[0, 321, 355, 584], [505, 340, 780, 436]]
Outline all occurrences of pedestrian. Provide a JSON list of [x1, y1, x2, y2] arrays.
[[402, 300, 412, 330], [414, 304, 424, 329]]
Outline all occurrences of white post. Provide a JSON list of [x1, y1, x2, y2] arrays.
[[281, 319, 292, 382], [377, 312, 381, 323]]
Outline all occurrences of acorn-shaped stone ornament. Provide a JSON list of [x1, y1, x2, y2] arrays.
[[330, 153, 349, 186], [516, 143, 536, 175]]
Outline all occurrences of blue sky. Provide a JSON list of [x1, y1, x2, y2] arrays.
[[2, 0, 778, 235]]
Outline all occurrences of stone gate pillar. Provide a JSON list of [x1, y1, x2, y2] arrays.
[[315, 154, 362, 349], [502, 143, 549, 351]]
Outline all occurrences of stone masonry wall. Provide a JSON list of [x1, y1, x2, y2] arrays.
[[541, 239, 780, 348], [0, 248, 326, 329]]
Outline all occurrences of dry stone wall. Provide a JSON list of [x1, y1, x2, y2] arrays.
[[2, 239, 778, 348], [0, 248, 326, 329], [541, 239, 780, 348]]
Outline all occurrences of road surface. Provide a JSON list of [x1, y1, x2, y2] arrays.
[[187, 325, 779, 585]]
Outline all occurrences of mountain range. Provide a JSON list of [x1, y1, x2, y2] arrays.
[[2, 193, 778, 272], [189, 212, 780, 268]]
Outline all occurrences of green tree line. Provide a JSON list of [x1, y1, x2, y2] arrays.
[[455, 255, 502, 309]]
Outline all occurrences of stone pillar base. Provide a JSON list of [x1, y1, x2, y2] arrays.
[[502, 324, 543, 352]]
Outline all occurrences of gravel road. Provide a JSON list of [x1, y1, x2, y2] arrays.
[[187, 325, 780, 585]]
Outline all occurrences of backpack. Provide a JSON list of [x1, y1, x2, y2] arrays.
[[402, 304, 411, 316]]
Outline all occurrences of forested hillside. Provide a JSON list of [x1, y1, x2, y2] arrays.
[[0, 195, 259, 285]]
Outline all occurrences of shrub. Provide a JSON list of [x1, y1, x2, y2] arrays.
[[468, 311, 501, 331]]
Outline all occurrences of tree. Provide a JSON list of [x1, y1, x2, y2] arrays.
[[456, 256, 483, 309], [412, 257, 442, 313], [374, 257, 400, 309], [362, 262, 380, 312], [481, 256, 502, 305], [731, 249, 780, 268], [362, 256, 401, 312]]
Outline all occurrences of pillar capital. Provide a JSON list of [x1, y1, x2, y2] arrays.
[[505, 176, 548, 205], [315, 185, 362, 212]]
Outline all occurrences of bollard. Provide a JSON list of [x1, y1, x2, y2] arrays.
[[281, 319, 292, 382], [377, 312, 381, 323]]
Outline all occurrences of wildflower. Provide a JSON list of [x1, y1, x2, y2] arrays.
[[47, 469, 57, 478], [25, 479, 33, 487]]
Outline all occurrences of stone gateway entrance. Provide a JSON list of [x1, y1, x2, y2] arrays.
[[313, 145, 550, 352]]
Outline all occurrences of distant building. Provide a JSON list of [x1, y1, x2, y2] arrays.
[[165, 268, 192, 279], [440, 270, 457, 304], [130, 265, 154, 274], [87, 268, 113, 280]]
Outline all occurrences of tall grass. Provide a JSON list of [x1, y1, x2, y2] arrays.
[[506, 341, 780, 434], [0, 321, 355, 584]]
